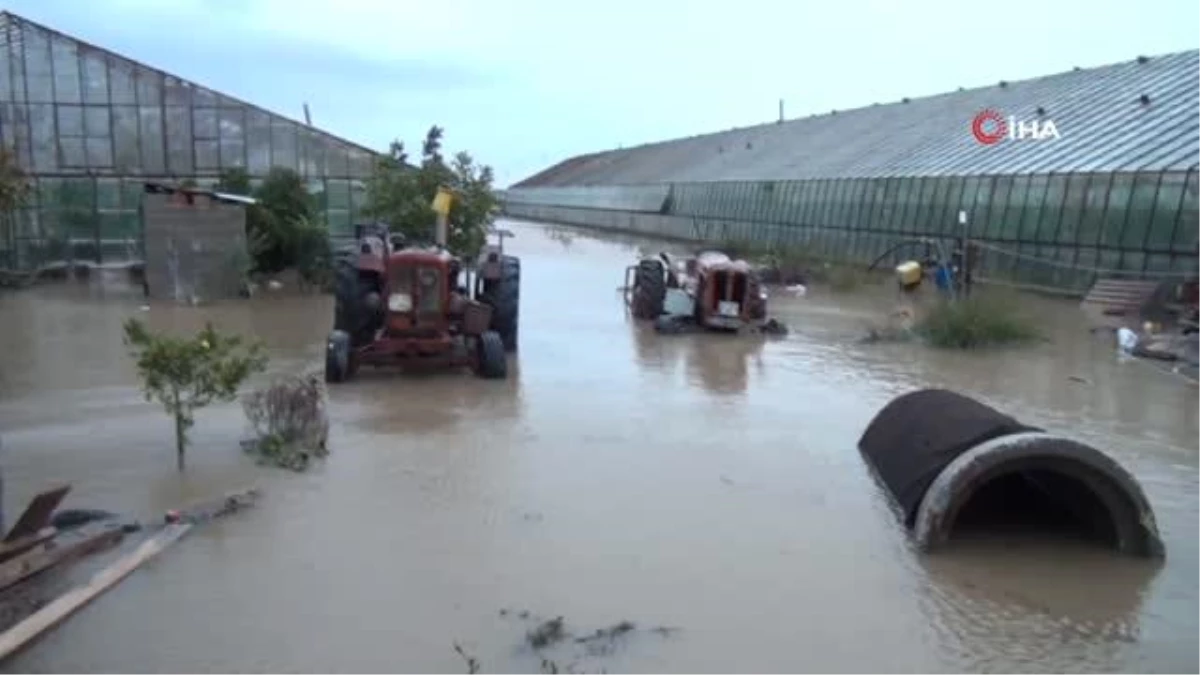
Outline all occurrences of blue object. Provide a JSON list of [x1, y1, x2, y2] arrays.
[[934, 264, 954, 293]]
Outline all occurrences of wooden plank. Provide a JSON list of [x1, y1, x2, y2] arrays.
[[3, 487, 70, 543], [0, 487, 260, 663], [0, 529, 57, 566], [0, 523, 125, 593], [0, 524, 192, 662]]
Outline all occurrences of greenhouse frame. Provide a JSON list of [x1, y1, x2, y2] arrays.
[[505, 50, 1200, 292], [0, 10, 378, 271]]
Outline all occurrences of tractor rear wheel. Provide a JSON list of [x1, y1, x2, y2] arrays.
[[475, 330, 508, 380], [325, 330, 353, 384], [479, 256, 520, 352], [333, 252, 375, 348], [631, 259, 666, 319]]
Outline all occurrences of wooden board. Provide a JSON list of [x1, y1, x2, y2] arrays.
[[0, 487, 260, 663], [0, 523, 191, 662], [3, 486, 70, 543], [0, 523, 126, 593], [0, 529, 57, 566]]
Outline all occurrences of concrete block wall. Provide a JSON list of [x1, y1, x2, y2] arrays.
[[143, 193, 249, 304]]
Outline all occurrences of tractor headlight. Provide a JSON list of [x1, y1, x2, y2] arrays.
[[387, 293, 412, 312]]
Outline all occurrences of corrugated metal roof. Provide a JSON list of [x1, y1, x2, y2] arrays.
[[515, 50, 1200, 187]]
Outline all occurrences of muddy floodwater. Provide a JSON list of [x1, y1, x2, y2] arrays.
[[0, 220, 1196, 673]]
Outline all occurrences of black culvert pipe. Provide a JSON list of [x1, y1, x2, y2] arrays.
[[858, 389, 1165, 558]]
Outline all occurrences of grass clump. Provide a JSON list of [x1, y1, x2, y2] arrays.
[[915, 293, 1040, 349]]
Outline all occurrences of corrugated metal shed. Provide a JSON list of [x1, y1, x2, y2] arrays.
[[515, 50, 1199, 187]]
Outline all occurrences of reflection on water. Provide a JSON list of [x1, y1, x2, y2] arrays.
[[0, 219, 1195, 673], [631, 321, 767, 396]]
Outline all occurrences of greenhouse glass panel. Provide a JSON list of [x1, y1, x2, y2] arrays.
[[1121, 172, 1160, 249], [828, 179, 846, 227], [95, 178, 120, 209], [163, 76, 191, 106], [165, 106, 193, 175], [81, 51, 108, 105], [246, 111, 272, 175], [843, 179, 863, 228], [1037, 174, 1068, 243], [219, 107, 247, 169], [1174, 170, 1199, 253], [874, 179, 894, 231], [271, 120, 297, 170], [994, 175, 1026, 240], [892, 178, 913, 233], [135, 66, 161, 106], [51, 36, 81, 104], [1056, 174, 1089, 246], [1077, 172, 1111, 247], [1098, 174, 1134, 249], [138, 106, 165, 172], [107, 58, 135, 105], [326, 139, 350, 177], [112, 106, 140, 171], [1144, 172, 1181, 251], [1018, 175, 1048, 242], [23, 27, 53, 103]]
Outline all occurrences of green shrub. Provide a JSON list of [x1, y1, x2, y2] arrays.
[[123, 319, 268, 470], [915, 293, 1040, 349]]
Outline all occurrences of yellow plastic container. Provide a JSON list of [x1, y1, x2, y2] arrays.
[[895, 260, 923, 287]]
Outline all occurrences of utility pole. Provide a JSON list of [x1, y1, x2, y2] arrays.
[[778, 99, 784, 123]]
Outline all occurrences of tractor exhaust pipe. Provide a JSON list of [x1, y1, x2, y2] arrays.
[[435, 212, 448, 248]]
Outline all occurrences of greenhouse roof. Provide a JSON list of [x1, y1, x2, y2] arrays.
[[515, 49, 1199, 187]]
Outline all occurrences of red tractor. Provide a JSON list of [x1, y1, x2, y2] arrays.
[[626, 251, 782, 334], [325, 223, 520, 383]]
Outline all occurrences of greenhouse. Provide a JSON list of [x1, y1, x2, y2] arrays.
[[0, 10, 378, 271], [505, 50, 1199, 292]]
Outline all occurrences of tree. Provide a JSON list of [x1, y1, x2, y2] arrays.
[[215, 167, 252, 196], [0, 144, 30, 215], [363, 125, 499, 257], [245, 167, 318, 274], [214, 167, 330, 284], [123, 318, 268, 471]]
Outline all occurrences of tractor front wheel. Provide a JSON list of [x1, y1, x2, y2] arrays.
[[475, 330, 508, 380], [325, 330, 353, 384]]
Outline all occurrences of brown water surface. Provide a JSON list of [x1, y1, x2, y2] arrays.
[[0, 220, 1195, 673]]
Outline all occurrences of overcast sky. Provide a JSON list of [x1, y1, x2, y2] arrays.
[[4, 0, 1198, 186]]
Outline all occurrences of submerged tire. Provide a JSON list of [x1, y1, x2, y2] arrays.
[[325, 330, 352, 384], [476, 330, 508, 380], [480, 256, 520, 353], [632, 259, 666, 320]]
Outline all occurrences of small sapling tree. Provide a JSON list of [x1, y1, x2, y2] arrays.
[[123, 318, 268, 471]]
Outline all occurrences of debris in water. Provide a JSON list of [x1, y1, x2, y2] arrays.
[[452, 642, 480, 674], [575, 620, 635, 642], [527, 616, 567, 649], [1068, 375, 1091, 384]]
